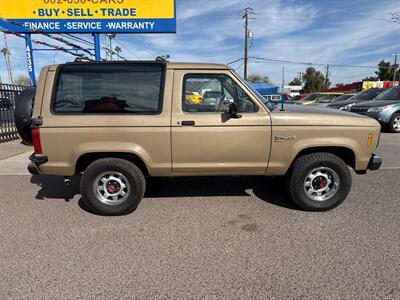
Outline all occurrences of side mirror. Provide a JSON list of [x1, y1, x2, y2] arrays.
[[224, 102, 242, 118]]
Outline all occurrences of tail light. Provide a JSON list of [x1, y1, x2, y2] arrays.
[[31, 128, 43, 154]]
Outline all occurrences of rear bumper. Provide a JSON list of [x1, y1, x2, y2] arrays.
[[368, 153, 382, 171], [28, 153, 48, 175]]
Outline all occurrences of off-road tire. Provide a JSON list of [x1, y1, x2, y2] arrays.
[[286, 152, 352, 211], [81, 158, 146, 216], [388, 113, 400, 133], [14, 87, 36, 145]]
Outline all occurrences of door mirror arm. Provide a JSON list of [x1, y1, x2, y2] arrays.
[[223, 102, 242, 119]]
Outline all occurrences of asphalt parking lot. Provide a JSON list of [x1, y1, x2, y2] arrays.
[[0, 134, 399, 299]]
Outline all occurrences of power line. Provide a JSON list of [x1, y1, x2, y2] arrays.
[[0, 18, 95, 58], [228, 56, 395, 69], [63, 33, 127, 61], [10, 32, 93, 60], [113, 39, 142, 59]]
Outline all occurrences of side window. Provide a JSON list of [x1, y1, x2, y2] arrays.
[[183, 75, 234, 113], [53, 64, 163, 114], [182, 74, 258, 113], [236, 84, 259, 113]]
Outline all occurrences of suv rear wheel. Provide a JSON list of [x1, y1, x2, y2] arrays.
[[81, 158, 146, 215], [286, 152, 352, 211], [388, 113, 400, 133]]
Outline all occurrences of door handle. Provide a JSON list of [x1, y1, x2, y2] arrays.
[[181, 120, 195, 126]]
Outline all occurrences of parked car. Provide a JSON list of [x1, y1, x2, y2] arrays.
[[263, 93, 290, 104], [301, 93, 343, 106], [15, 61, 382, 215], [311, 93, 355, 107], [351, 86, 400, 133], [328, 88, 384, 111], [286, 93, 311, 104], [296, 93, 319, 105], [289, 95, 301, 101]]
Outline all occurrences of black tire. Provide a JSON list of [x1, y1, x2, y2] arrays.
[[80, 158, 146, 216], [14, 87, 36, 145], [286, 152, 352, 211], [388, 113, 400, 133]]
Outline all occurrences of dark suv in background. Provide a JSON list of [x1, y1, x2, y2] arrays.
[[328, 88, 384, 111], [350, 86, 400, 133]]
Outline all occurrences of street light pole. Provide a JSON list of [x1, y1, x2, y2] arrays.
[[392, 53, 399, 84]]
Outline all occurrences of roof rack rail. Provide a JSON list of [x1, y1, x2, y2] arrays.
[[155, 55, 170, 62], [74, 57, 95, 63]]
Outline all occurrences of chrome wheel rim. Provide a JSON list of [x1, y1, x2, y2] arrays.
[[303, 167, 340, 201], [393, 117, 400, 132], [94, 172, 130, 206]]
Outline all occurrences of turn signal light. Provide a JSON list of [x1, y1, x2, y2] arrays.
[[367, 133, 373, 146], [31, 128, 43, 154]]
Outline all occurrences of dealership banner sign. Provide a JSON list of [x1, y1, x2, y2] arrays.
[[0, 0, 176, 33]]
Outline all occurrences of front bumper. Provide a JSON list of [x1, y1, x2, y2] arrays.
[[28, 153, 48, 175], [368, 153, 382, 171]]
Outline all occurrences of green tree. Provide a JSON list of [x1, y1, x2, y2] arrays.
[[289, 77, 302, 86], [363, 76, 378, 81], [375, 60, 398, 81], [303, 67, 327, 93]]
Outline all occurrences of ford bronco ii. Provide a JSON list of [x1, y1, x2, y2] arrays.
[[15, 61, 382, 215]]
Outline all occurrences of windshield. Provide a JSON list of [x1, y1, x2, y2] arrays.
[[315, 94, 339, 103], [353, 89, 383, 101], [303, 93, 319, 100], [374, 88, 400, 101], [331, 94, 354, 103]]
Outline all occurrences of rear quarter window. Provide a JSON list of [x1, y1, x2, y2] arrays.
[[53, 63, 164, 114]]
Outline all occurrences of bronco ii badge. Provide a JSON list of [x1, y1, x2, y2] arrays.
[[275, 135, 297, 142]]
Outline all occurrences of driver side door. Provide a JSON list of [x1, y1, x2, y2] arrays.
[[171, 69, 272, 176]]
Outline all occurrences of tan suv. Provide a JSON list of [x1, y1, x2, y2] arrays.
[[15, 61, 382, 215]]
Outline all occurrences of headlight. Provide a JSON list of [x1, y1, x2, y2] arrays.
[[340, 103, 356, 111], [368, 106, 388, 112]]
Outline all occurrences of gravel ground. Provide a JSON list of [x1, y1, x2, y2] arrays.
[[0, 171, 399, 299]]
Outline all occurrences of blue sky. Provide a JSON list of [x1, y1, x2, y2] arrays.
[[1, 0, 400, 86]]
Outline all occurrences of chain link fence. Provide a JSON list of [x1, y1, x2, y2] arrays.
[[0, 84, 26, 143]]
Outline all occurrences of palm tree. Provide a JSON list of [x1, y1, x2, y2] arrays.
[[114, 46, 122, 61]]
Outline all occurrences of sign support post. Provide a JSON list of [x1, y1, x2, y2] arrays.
[[24, 33, 36, 86], [94, 33, 101, 62]]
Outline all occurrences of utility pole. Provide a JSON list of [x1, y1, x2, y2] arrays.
[[106, 33, 117, 61], [1, 33, 13, 84], [297, 72, 304, 83], [282, 67, 285, 92], [392, 53, 399, 84], [241, 7, 255, 80]]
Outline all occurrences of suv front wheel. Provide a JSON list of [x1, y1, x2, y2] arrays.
[[81, 158, 146, 215], [286, 152, 352, 211]]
